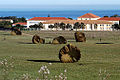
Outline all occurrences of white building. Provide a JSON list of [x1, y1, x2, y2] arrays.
[[26, 16, 113, 31], [42, 20, 113, 31], [27, 17, 69, 28], [98, 17, 120, 25], [77, 13, 100, 20]]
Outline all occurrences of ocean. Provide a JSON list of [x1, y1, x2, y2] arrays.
[[0, 10, 120, 19]]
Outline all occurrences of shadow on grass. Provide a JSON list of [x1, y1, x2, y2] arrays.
[[18, 42, 63, 45], [67, 39, 76, 42], [18, 42, 33, 44], [45, 42, 52, 44], [27, 60, 61, 63], [45, 37, 52, 38], [96, 42, 114, 44], [1, 34, 11, 36], [79, 63, 84, 65], [68, 41, 75, 42], [18, 42, 56, 45]]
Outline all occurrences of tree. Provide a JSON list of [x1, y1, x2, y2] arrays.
[[0, 16, 27, 23], [38, 22, 43, 29], [66, 24, 72, 29], [48, 14, 50, 17], [29, 25, 34, 28], [0, 21, 12, 28], [68, 17, 73, 20], [80, 22, 85, 29], [111, 14, 119, 17], [48, 25, 54, 30], [59, 22, 66, 30], [104, 16, 109, 17], [13, 24, 25, 30], [54, 23, 60, 30], [21, 17, 27, 22], [15, 24, 21, 29], [94, 24, 97, 29], [29, 23, 43, 30], [34, 24, 39, 30], [112, 24, 120, 30], [29, 24, 39, 30], [74, 22, 80, 31]]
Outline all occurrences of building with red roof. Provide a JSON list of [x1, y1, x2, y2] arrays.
[[98, 17, 120, 24], [77, 13, 100, 20], [42, 20, 113, 31], [12, 22, 27, 27], [27, 17, 69, 28], [28, 17, 69, 21], [26, 16, 113, 31]]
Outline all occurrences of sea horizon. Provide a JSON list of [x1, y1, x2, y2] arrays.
[[0, 9, 120, 19]]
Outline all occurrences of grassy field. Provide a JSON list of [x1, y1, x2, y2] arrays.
[[0, 30, 120, 80]]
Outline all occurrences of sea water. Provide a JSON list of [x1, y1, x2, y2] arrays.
[[0, 10, 120, 19]]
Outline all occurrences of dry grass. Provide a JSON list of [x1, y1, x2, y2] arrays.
[[0, 30, 120, 80]]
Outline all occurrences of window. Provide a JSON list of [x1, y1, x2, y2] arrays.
[[115, 22, 118, 24], [94, 24, 97, 29], [29, 22, 39, 24]]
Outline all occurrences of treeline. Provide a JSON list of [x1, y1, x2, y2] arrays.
[[0, 16, 26, 23], [0, 16, 27, 29], [29, 22, 85, 31], [104, 14, 120, 17], [112, 24, 120, 30], [0, 21, 12, 28]]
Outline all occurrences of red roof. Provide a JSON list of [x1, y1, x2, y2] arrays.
[[13, 22, 27, 26], [78, 13, 100, 18], [98, 17, 120, 21], [28, 17, 69, 21]]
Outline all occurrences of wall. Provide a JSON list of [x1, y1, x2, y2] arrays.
[[77, 18, 100, 20], [109, 21, 119, 25], [44, 23, 112, 31], [27, 20, 46, 28], [97, 24, 112, 31]]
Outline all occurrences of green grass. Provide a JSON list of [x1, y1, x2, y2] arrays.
[[0, 30, 120, 80]]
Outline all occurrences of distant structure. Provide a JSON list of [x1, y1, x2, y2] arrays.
[[98, 17, 120, 25], [12, 22, 27, 27], [42, 20, 113, 31], [27, 17, 69, 28], [26, 14, 114, 31], [48, 14, 50, 17], [0, 19, 13, 23], [77, 13, 100, 20]]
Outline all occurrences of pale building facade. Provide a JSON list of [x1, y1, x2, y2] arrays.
[[27, 17, 69, 28], [26, 16, 113, 31], [98, 17, 120, 25], [42, 20, 113, 31]]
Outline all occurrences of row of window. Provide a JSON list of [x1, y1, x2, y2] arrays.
[[100, 24, 111, 26], [29, 22, 39, 24]]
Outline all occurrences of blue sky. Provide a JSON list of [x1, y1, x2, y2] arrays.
[[1, 0, 120, 5], [0, 0, 120, 10]]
